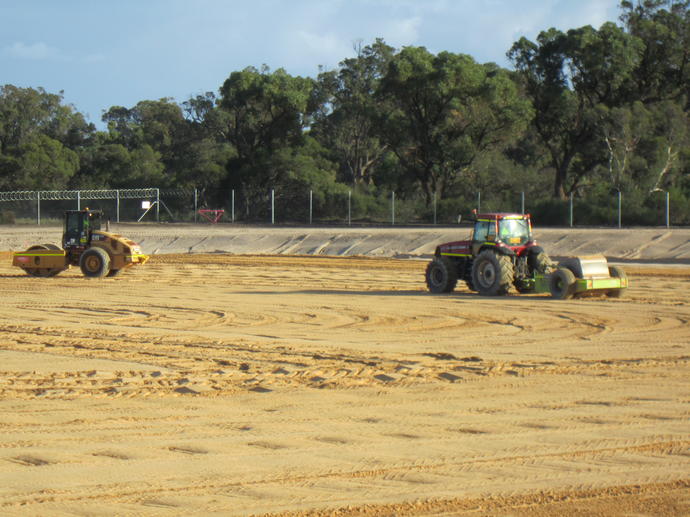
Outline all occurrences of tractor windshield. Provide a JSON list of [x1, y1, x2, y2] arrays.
[[498, 218, 531, 245]]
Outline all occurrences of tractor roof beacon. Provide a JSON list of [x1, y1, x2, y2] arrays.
[[12, 208, 149, 278], [425, 212, 627, 299]]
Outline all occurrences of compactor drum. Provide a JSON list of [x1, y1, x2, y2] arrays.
[[13, 209, 148, 278], [544, 255, 628, 299], [425, 212, 627, 299]]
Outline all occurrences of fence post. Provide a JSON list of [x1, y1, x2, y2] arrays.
[[309, 190, 313, 225], [348, 190, 351, 226], [617, 190, 622, 228], [569, 193, 573, 228], [521, 191, 525, 214], [77, 190, 81, 210], [116, 190, 120, 223], [194, 188, 198, 223], [477, 191, 481, 213], [37, 191, 41, 225], [271, 189, 275, 224], [666, 191, 670, 228], [156, 189, 160, 222], [391, 191, 396, 225], [231, 189, 235, 223]]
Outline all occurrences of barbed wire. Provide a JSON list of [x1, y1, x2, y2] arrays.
[[0, 188, 159, 202]]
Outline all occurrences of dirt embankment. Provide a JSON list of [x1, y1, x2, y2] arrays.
[[2, 223, 690, 262]]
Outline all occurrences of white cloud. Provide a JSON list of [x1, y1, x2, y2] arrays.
[[382, 16, 423, 47], [282, 30, 352, 73], [558, 0, 617, 29], [2, 41, 108, 65], [3, 41, 63, 60], [296, 31, 347, 57]]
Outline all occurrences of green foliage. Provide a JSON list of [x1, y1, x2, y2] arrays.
[[508, 21, 645, 199], [72, 141, 163, 189], [620, 0, 690, 103], [378, 47, 532, 204], [313, 39, 394, 186], [0, 85, 92, 190], [219, 66, 315, 158], [18, 134, 79, 189], [99, 98, 229, 189]]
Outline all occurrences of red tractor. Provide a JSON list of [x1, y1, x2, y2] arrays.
[[425, 212, 549, 296], [425, 212, 627, 298]]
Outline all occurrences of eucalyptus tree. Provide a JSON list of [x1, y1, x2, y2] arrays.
[[618, 0, 690, 195], [620, 0, 690, 106], [378, 47, 532, 204], [217, 66, 330, 210], [181, 92, 237, 185], [314, 38, 395, 186], [98, 98, 231, 190], [509, 23, 643, 199], [0, 85, 91, 190]]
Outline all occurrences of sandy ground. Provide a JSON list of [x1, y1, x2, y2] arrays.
[[0, 228, 689, 516]]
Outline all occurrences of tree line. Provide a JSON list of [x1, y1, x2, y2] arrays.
[[1, 0, 688, 225]]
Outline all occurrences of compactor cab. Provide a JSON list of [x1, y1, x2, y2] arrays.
[[63, 209, 102, 249], [12, 208, 148, 278]]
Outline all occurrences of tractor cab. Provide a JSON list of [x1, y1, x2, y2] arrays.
[[470, 213, 533, 256], [63, 209, 103, 249]]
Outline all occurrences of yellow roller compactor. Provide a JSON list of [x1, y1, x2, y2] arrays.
[[13, 209, 148, 278]]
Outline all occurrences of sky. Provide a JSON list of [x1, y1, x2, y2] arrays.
[[1, 0, 621, 129]]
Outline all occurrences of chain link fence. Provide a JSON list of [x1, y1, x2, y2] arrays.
[[0, 187, 681, 227]]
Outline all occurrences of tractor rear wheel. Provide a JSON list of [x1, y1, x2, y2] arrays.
[[550, 268, 576, 299], [606, 265, 627, 298], [425, 256, 458, 293], [471, 250, 514, 296], [80, 247, 111, 278]]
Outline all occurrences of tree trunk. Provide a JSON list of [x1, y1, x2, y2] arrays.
[[553, 153, 574, 200], [553, 170, 567, 200]]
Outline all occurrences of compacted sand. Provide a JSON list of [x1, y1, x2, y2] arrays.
[[0, 227, 688, 515]]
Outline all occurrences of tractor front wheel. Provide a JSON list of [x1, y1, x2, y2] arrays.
[[80, 247, 111, 278], [425, 256, 458, 293], [471, 250, 514, 296]]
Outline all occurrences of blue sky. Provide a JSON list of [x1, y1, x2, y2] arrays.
[[1, 0, 621, 128]]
